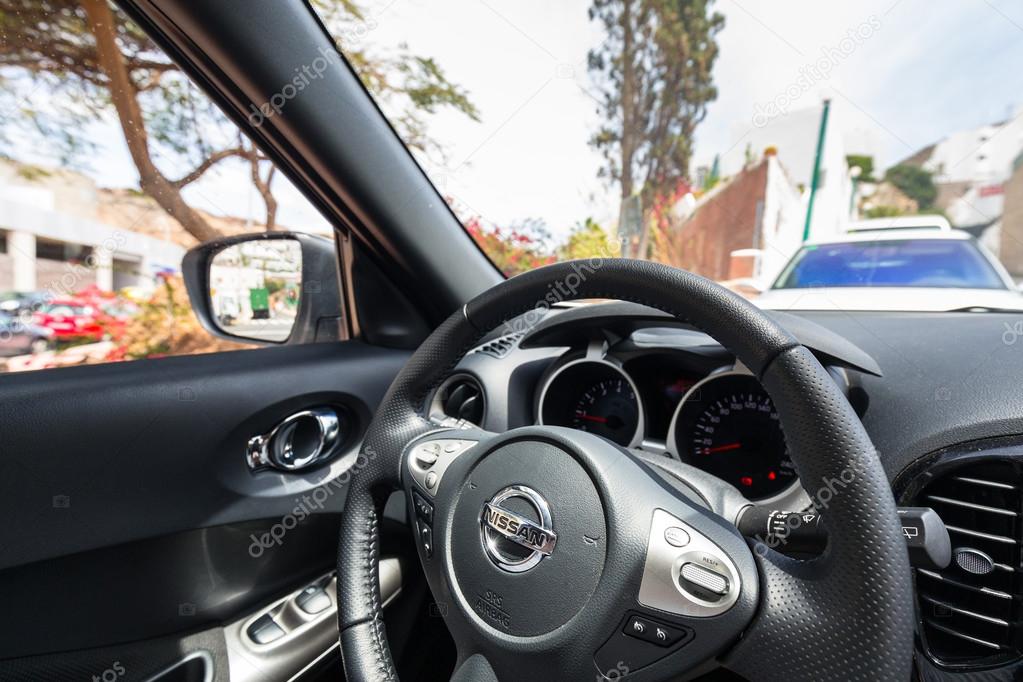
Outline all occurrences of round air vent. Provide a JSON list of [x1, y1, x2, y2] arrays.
[[433, 375, 486, 427]]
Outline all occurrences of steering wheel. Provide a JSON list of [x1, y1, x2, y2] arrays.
[[335, 260, 913, 682]]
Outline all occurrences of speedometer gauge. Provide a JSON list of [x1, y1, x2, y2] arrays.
[[669, 372, 796, 500], [538, 359, 643, 447]]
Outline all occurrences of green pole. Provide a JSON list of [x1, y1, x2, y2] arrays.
[[803, 98, 831, 242]]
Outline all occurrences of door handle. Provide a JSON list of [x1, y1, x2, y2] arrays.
[[247, 407, 342, 471]]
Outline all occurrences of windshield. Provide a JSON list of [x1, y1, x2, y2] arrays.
[[323, 0, 1023, 311], [773, 239, 1009, 290]]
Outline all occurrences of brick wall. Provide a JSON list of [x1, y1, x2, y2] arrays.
[[655, 161, 768, 281]]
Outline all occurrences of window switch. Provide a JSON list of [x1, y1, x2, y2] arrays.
[[295, 584, 332, 615], [247, 613, 286, 644]]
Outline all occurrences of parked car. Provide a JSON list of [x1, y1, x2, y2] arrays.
[[846, 215, 953, 233], [757, 228, 1023, 311], [0, 291, 51, 315], [0, 312, 54, 356]]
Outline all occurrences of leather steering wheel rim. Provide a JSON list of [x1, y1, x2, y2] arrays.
[[336, 259, 914, 682]]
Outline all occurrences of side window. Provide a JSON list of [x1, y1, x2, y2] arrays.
[[0, 1, 332, 373]]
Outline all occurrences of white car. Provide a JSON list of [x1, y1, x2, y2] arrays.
[[756, 227, 1023, 312]]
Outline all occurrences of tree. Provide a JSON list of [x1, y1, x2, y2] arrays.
[[463, 216, 554, 277], [559, 218, 618, 260], [0, 0, 477, 242], [588, 0, 723, 257], [885, 164, 937, 209], [846, 154, 876, 182]]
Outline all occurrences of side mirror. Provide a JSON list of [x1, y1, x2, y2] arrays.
[[182, 232, 343, 345]]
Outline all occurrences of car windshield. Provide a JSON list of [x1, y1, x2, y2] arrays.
[[318, 0, 1023, 311], [773, 239, 1009, 290]]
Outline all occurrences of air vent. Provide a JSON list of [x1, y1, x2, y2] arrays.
[[435, 375, 485, 426], [914, 461, 1023, 667], [472, 331, 524, 359]]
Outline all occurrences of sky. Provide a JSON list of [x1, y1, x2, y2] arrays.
[[8, 0, 1023, 241]]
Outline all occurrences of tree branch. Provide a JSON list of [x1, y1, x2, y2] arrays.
[[171, 147, 248, 188]]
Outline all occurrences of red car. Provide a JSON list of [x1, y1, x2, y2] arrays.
[[32, 298, 136, 342]]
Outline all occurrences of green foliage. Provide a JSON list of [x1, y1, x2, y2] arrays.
[[846, 154, 876, 182], [587, 0, 724, 205], [864, 205, 904, 219], [314, 6, 479, 162], [558, 218, 618, 260], [885, 164, 937, 209], [0, 0, 477, 224]]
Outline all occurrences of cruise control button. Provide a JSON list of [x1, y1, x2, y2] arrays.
[[664, 527, 690, 547], [418, 520, 433, 558], [425, 471, 438, 490], [680, 561, 729, 596]]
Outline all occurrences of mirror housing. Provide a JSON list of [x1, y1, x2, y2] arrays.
[[182, 232, 343, 345]]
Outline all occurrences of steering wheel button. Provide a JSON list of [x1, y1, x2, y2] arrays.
[[443, 441, 462, 453], [680, 561, 729, 596], [425, 471, 438, 490], [417, 519, 434, 558], [415, 449, 439, 468], [412, 491, 434, 524], [664, 526, 690, 547], [622, 614, 685, 647]]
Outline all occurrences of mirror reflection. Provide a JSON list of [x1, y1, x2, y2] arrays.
[[210, 239, 302, 342]]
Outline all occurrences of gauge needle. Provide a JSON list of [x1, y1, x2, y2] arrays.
[[705, 442, 742, 453], [577, 414, 608, 424]]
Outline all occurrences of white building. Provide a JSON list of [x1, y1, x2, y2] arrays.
[[0, 162, 186, 295], [711, 100, 872, 246]]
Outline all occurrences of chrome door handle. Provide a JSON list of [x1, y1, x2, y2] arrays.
[[247, 407, 342, 471]]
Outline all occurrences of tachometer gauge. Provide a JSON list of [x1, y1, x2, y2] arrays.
[[538, 360, 643, 447], [669, 372, 796, 499], [569, 377, 639, 444]]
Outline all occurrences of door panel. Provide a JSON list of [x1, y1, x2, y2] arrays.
[[0, 341, 408, 663]]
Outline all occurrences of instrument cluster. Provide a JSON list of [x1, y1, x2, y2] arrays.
[[535, 352, 798, 502]]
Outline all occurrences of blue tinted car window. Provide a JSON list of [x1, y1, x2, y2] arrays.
[[773, 239, 1007, 290]]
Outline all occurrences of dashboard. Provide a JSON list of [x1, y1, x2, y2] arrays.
[[535, 350, 797, 502], [442, 300, 882, 510]]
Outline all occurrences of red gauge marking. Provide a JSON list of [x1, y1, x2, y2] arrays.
[[576, 414, 608, 424], [705, 442, 742, 453], [739, 476, 753, 487]]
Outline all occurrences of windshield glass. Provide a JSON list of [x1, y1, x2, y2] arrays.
[[324, 0, 1023, 311], [773, 239, 1008, 290]]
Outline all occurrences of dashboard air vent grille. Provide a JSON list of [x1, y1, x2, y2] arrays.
[[915, 461, 1023, 667], [437, 375, 485, 426], [472, 332, 524, 359]]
